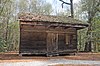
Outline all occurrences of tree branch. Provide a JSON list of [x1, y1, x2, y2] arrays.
[[59, 0, 71, 5], [95, 2, 100, 12]]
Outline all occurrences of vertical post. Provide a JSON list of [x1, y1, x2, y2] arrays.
[[55, 33, 59, 55], [74, 29, 79, 55], [19, 21, 21, 56], [76, 29, 78, 53], [70, 0, 74, 18]]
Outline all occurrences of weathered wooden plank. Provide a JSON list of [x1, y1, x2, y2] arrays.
[[47, 33, 58, 53], [20, 24, 76, 33], [21, 30, 76, 34], [20, 49, 47, 53], [21, 31, 47, 40], [21, 46, 46, 49], [20, 21, 87, 29], [21, 41, 46, 45]]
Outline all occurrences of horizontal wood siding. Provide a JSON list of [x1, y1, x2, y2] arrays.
[[20, 21, 77, 55], [20, 25, 47, 53], [20, 23, 76, 34]]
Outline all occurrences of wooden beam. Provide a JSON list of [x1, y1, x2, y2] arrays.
[[21, 30, 76, 34], [21, 21, 87, 29]]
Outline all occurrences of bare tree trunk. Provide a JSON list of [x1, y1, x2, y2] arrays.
[[5, 18, 9, 51], [84, 11, 93, 52]]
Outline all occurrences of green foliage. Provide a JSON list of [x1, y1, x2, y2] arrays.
[[77, 28, 88, 51], [0, 38, 6, 52], [92, 16, 100, 52], [0, 21, 19, 52], [6, 22, 19, 51], [73, 0, 100, 52], [81, 0, 100, 12], [78, 0, 100, 52]]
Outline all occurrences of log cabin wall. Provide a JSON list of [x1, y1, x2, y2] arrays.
[[20, 22, 47, 54], [18, 13, 88, 56], [19, 21, 79, 55], [58, 28, 77, 51]]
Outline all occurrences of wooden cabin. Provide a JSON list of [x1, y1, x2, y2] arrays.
[[18, 13, 88, 56]]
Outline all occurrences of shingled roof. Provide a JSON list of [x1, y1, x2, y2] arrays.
[[18, 13, 89, 26]]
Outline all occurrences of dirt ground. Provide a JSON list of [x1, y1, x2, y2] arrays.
[[0, 52, 100, 63], [0, 52, 100, 66]]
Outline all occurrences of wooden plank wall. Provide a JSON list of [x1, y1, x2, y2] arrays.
[[58, 34, 66, 50], [20, 21, 77, 54], [20, 25, 47, 53], [58, 28, 77, 51], [47, 33, 58, 53]]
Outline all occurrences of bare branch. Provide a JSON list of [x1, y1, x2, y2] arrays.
[[61, 2, 64, 8], [59, 0, 71, 5], [59, 0, 74, 18]]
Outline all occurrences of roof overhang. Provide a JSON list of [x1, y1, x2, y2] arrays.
[[18, 13, 89, 29]]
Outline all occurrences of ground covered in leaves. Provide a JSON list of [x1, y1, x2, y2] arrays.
[[0, 52, 100, 66]]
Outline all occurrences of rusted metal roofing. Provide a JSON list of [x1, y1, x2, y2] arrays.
[[18, 13, 89, 26]]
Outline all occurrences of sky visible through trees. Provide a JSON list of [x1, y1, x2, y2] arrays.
[[46, 0, 79, 15]]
